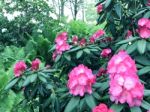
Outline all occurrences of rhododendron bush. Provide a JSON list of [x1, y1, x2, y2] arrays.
[[5, 0, 150, 112]]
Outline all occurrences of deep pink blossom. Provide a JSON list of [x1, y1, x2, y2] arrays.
[[72, 36, 78, 44], [101, 48, 111, 58], [137, 18, 150, 38], [52, 51, 57, 61], [126, 30, 132, 39], [79, 38, 86, 46], [67, 64, 96, 96], [31, 58, 41, 71], [97, 4, 103, 13], [147, 0, 150, 6], [90, 29, 105, 41], [92, 103, 114, 112], [14, 61, 27, 77], [97, 68, 107, 77], [54, 32, 70, 55], [90, 37, 95, 43]]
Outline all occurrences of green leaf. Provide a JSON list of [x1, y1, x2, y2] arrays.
[[137, 40, 147, 54], [85, 94, 96, 109], [66, 46, 81, 53], [22, 77, 31, 87], [83, 48, 91, 54], [126, 42, 137, 54], [76, 50, 83, 59], [138, 66, 150, 75], [38, 75, 47, 83], [135, 56, 150, 66], [110, 104, 124, 112], [64, 97, 80, 112], [105, 0, 112, 8], [141, 100, 150, 110], [5, 78, 19, 90], [30, 74, 37, 82], [144, 11, 150, 18], [130, 107, 142, 112], [64, 54, 71, 61], [133, 9, 147, 18], [116, 37, 139, 45], [55, 55, 61, 62], [114, 4, 122, 19], [144, 89, 150, 96]]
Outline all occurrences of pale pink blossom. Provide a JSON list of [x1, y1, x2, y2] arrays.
[[109, 73, 144, 107], [147, 110, 150, 112], [97, 4, 103, 13], [31, 58, 41, 70], [55, 32, 67, 43], [147, 0, 150, 6], [138, 18, 149, 27], [107, 50, 137, 74], [67, 64, 96, 96], [101, 48, 111, 58], [14, 61, 27, 77], [92, 103, 114, 112], [108, 50, 144, 107]]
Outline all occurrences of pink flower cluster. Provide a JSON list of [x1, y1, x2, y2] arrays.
[[107, 51, 144, 107], [55, 32, 70, 54], [147, 0, 150, 6], [31, 58, 41, 71], [14, 58, 41, 77], [97, 4, 103, 14], [101, 48, 111, 58], [67, 64, 96, 96], [14, 61, 27, 77], [92, 103, 114, 112], [137, 18, 150, 38], [90, 29, 105, 43]]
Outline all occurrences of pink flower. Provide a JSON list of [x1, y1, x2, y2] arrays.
[[97, 68, 107, 77], [107, 50, 137, 74], [52, 51, 57, 61], [138, 27, 150, 39], [147, 110, 150, 112], [67, 64, 96, 96], [72, 36, 78, 44], [92, 103, 114, 112], [101, 48, 111, 58], [126, 30, 132, 39], [56, 41, 70, 54], [90, 37, 95, 43], [107, 50, 144, 107], [79, 38, 86, 46], [138, 18, 149, 27], [31, 58, 41, 71], [97, 4, 103, 13], [109, 73, 144, 107], [137, 18, 150, 38], [90, 29, 105, 41], [55, 32, 67, 43], [54, 32, 70, 54], [14, 61, 27, 77]]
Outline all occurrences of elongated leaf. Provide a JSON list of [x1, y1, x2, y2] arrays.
[[22, 77, 31, 87], [114, 4, 122, 19], [116, 37, 139, 45], [141, 100, 150, 110], [64, 54, 71, 61], [126, 42, 137, 54], [5, 78, 19, 90], [105, 0, 112, 8], [138, 66, 150, 75], [137, 40, 147, 54], [85, 94, 96, 109], [64, 97, 80, 112], [110, 104, 124, 112], [30, 74, 37, 82], [66, 46, 81, 53], [76, 50, 83, 59], [83, 48, 91, 54], [133, 9, 147, 18], [144, 89, 150, 96], [130, 107, 142, 112]]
